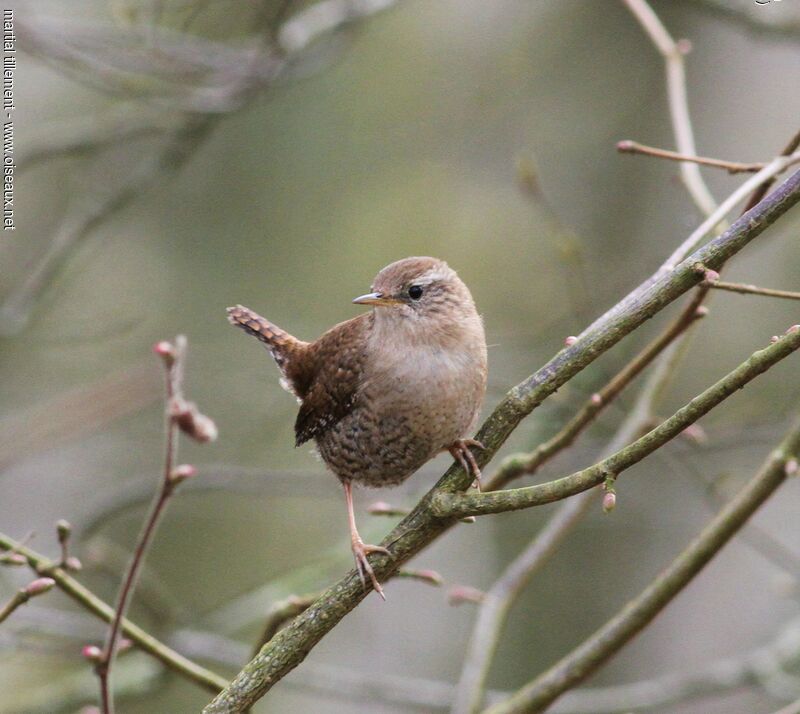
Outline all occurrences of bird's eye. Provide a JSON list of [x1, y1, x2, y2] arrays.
[[408, 285, 423, 300]]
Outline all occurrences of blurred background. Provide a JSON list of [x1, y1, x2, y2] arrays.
[[1, 0, 800, 712]]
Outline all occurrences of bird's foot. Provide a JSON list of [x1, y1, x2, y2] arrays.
[[351, 538, 391, 600], [449, 439, 485, 491]]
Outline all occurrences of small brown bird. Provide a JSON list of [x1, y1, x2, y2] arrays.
[[227, 257, 487, 598]]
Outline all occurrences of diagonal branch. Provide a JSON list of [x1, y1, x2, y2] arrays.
[[485, 287, 708, 492], [484, 417, 800, 714], [202, 168, 800, 712], [617, 140, 767, 174], [433, 324, 800, 519], [0, 531, 228, 693]]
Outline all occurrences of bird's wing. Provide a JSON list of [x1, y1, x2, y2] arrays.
[[294, 314, 370, 446]]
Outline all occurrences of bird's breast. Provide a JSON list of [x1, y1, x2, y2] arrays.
[[363, 341, 486, 445]]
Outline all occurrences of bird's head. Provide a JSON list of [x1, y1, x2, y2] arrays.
[[352, 257, 476, 327]]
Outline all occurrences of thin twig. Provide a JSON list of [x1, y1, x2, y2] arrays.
[[743, 128, 800, 213], [0, 531, 227, 692], [659, 150, 800, 273], [94, 335, 215, 713], [622, 0, 717, 216], [202, 167, 800, 713], [484, 417, 800, 714], [433, 324, 800, 519], [0, 578, 56, 624], [485, 287, 708, 492], [94, 337, 184, 712], [617, 140, 764, 173], [704, 279, 800, 302]]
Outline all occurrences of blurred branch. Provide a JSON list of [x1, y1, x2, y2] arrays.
[[8, 605, 800, 714], [617, 139, 767, 173], [0, 360, 161, 472], [93, 335, 216, 713], [0, 116, 213, 335], [433, 324, 800, 519], [202, 165, 800, 712], [622, 0, 717, 217], [17, 105, 180, 172], [6, 0, 399, 332], [484, 417, 800, 714], [0, 531, 228, 692], [774, 698, 800, 714]]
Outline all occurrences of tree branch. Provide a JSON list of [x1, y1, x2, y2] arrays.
[[484, 417, 800, 713], [485, 287, 708, 492], [202, 167, 800, 713], [93, 336, 210, 713], [621, 0, 717, 216], [704, 279, 800, 302], [433, 324, 800, 519], [617, 140, 766, 173], [0, 531, 228, 693]]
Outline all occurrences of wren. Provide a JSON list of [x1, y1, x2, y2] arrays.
[[227, 256, 488, 598]]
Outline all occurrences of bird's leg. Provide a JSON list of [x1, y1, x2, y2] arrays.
[[343, 480, 391, 600], [449, 439, 485, 491]]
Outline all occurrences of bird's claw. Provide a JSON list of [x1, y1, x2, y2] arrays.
[[351, 539, 391, 600], [449, 439, 484, 491]]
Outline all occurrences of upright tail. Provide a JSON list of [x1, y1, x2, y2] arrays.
[[226, 305, 309, 394]]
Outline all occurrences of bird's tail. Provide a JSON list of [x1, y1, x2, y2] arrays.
[[226, 305, 307, 377]]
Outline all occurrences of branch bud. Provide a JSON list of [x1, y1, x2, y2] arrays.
[[366, 501, 408, 517], [681, 424, 708, 445], [564, 335, 578, 347], [82, 644, 103, 662], [24, 577, 56, 597], [169, 463, 197, 487], [1, 552, 26, 566], [602, 473, 617, 513], [398, 568, 444, 587], [170, 397, 218, 443], [56, 519, 72, 544], [785, 458, 798, 477], [64, 556, 83, 572], [447, 585, 486, 606], [153, 340, 176, 368]]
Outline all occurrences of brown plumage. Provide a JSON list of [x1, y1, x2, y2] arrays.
[[227, 256, 488, 598]]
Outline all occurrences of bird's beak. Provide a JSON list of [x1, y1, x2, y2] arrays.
[[352, 291, 399, 307]]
